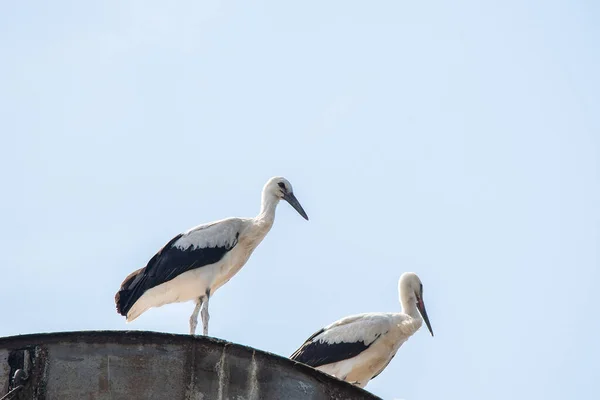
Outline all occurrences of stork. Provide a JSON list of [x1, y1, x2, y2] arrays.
[[115, 176, 309, 336], [290, 272, 433, 388]]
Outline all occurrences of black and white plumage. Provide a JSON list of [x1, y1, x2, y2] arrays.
[[290, 272, 434, 388], [115, 176, 308, 336]]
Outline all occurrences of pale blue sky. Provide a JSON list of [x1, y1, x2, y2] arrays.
[[1, 1, 599, 399]]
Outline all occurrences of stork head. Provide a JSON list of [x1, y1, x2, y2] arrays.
[[399, 272, 434, 336], [264, 177, 309, 220]]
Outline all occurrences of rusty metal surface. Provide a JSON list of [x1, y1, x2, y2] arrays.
[[0, 331, 381, 400]]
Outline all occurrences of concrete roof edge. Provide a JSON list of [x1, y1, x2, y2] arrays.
[[0, 330, 382, 400]]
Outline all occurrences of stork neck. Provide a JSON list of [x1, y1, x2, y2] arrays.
[[257, 192, 279, 225], [401, 295, 420, 320]]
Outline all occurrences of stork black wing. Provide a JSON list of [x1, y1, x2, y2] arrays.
[[115, 229, 239, 316], [290, 330, 382, 368]]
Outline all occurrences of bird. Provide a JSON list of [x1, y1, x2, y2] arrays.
[[290, 272, 433, 388], [115, 176, 309, 336]]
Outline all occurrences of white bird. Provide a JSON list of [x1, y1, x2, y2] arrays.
[[115, 176, 309, 336], [290, 272, 433, 388]]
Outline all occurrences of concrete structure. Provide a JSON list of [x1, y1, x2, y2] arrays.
[[0, 331, 382, 400]]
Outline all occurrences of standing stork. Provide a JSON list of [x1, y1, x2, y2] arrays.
[[290, 272, 433, 388], [115, 176, 309, 336]]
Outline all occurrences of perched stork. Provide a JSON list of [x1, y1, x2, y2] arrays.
[[290, 272, 433, 388], [115, 176, 309, 336]]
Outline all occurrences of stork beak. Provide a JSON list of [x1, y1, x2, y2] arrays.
[[417, 296, 434, 337], [283, 192, 309, 220]]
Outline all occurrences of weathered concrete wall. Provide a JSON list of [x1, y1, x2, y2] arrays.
[[0, 331, 381, 400]]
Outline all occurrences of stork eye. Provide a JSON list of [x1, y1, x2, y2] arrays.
[[277, 182, 286, 190]]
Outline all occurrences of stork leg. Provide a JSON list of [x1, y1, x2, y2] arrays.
[[189, 297, 204, 335], [201, 292, 210, 336]]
